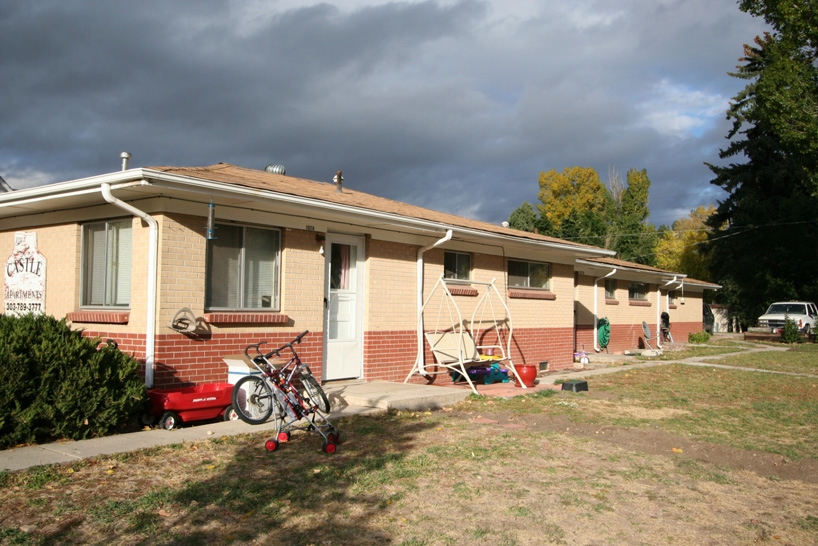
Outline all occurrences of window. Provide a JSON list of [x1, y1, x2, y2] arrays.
[[206, 224, 281, 310], [628, 282, 648, 301], [444, 252, 471, 281], [81, 219, 132, 307], [668, 290, 676, 305], [605, 278, 617, 299], [508, 260, 551, 290]]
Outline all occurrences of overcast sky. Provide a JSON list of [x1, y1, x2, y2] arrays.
[[0, 0, 769, 227]]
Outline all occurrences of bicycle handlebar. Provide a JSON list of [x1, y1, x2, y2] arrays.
[[245, 330, 310, 360]]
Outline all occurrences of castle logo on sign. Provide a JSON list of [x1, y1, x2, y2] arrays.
[[4, 231, 47, 316]]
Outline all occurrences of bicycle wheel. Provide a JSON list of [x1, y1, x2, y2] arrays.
[[232, 375, 274, 425], [300, 373, 330, 413]]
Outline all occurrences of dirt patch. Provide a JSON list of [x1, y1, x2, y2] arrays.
[[584, 397, 693, 420], [452, 408, 818, 484]]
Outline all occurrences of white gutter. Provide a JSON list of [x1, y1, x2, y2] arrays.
[[593, 268, 617, 352], [101, 180, 159, 388], [415, 230, 453, 376]]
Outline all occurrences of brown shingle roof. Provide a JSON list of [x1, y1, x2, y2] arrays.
[[583, 256, 720, 288], [149, 163, 608, 253], [583, 256, 675, 275]]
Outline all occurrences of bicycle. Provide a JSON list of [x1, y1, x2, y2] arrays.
[[232, 330, 340, 453]]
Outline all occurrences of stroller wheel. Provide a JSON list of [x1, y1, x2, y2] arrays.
[[322, 441, 337, 454], [265, 439, 279, 452], [277, 431, 291, 443]]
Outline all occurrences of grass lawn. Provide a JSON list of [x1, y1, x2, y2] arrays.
[[715, 342, 818, 375], [1, 344, 817, 545]]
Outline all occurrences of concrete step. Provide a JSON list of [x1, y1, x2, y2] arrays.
[[322, 380, 471, 412]]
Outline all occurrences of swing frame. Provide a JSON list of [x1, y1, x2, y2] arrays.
[[405, 276, 526, 394]]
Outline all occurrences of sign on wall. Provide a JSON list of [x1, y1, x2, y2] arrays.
[[4, 231, 47, 316]]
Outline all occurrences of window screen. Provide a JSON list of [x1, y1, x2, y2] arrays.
[[82, 219, 132, 307], [508, 260, 551, 289], [206, 225, 280, 310]]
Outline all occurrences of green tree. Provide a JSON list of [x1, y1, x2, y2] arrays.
[[507, 201, 539, 232], [514, 166, 658, 264], [707, 1, 818, 325], [610, 168, 657, 264]]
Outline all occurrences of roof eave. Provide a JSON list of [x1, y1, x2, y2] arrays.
[[142, 170, 614, 257], [0, 167, 614, 258]]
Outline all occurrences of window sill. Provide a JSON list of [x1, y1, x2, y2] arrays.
[[629, 300, 651, 307], [447, 286, 478, 297], [669, 304, 678, 309], [203, 312, 290, 324], [67, 311, 130, 324], [605, 299, 619, 305], [508, 289, 556, 300]]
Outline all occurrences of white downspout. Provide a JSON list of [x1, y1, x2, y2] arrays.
[[594, 268, 616, 352], [415, 230, 453, 376], [101, 181, 159, 388]]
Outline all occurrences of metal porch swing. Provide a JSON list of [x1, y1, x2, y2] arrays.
[[404, 276, 526, 395]]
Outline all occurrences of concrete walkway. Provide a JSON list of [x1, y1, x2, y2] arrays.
[[0, 373, 590, 473], [3, 340, 815, 473]]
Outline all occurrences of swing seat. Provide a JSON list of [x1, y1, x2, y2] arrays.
[[425, 331, 508, 384], [408, 276, 525, 394], [425, 331, 505, 366]]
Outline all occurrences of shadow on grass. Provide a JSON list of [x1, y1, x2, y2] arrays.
[[36, 411, 440, 545]]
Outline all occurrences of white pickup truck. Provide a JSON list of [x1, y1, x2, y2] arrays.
[[757, 301, 818, 334]]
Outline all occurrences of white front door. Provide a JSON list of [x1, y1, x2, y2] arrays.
[[323, 234, 365, 380]]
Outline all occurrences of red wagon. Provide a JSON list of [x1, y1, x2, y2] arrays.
[[145, 383, 239, 430]]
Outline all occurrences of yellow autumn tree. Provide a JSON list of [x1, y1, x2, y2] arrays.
[[537, 166, 609, 230], [655, 205, 715, 281]]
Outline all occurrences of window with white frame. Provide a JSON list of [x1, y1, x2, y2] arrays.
[[206, 224, 281, 310], [81, 219, 132, 307], [628, 282, 649, 301], [444, 251, 471, 281], [605, 278, 617, 299], [669, 290, 676, 304], [508, 260, 551, 290]]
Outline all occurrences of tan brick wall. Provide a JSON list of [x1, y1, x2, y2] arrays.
[[281, 229, 325, 332], [158, 213, 207, 327], [366, 239, 417, 330], [155, 218, 328, 335], [584, 276, 659, 327]]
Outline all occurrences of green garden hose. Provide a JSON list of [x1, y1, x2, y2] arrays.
[[598, 317, 610, 350]]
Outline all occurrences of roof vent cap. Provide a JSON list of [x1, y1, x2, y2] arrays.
[[265, 164, 286, 175]]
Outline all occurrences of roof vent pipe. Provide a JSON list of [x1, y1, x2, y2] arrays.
[[333, 170, 343, 193], [120, 152, 131, 171]]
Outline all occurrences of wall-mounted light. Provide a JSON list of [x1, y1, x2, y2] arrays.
[[206, 200, 218, 240], [316, 233, 325, 255]]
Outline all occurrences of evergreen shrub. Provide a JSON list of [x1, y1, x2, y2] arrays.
[[781, 317, 802, 344], [0, 314, 146, 449]]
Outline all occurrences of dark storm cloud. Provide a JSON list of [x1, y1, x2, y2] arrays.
[[0, 0, 768, 227]]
